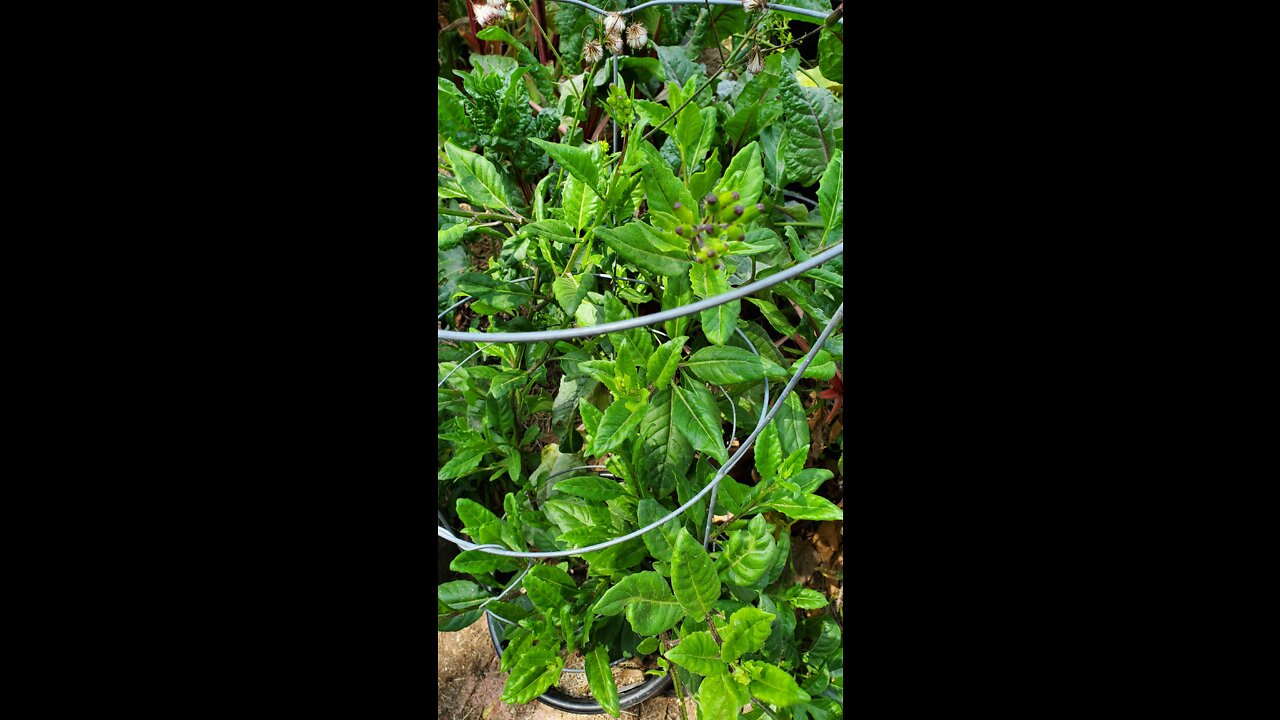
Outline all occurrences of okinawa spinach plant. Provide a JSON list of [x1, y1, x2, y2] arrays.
[[439, 1, 844, 717]]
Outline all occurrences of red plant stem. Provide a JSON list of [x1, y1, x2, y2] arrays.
[[532, 0, 549, 64]]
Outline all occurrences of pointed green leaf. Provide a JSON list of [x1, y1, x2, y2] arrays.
[[438, 580, 490, 610], [635, 388, 694, 498], [438, 221, 471, 250], [524, 564, 577, 613], [665, 631, 725, 676], [646, 335, 688, 392], [636, 637, 660, 654], [450, 549, 520, 575], [595, 223, 692, 278], [552, 273, 595, 316], [456, 498, 506, 546], [720, 605, 776, 664], [764, 491, 843, 521], [593, 571, 685, 635], [662, 271, 693, 340], [444, 142, 514, 213], [637, 498, 681, 563], [672, 528, 721, 621], [502, 644, 565, 704], [684, 346, 786, 385], [563, 172, 601, 234], [529, 138, 601, 196], [585, 645, 621, 717], [754, 422, 782, 485], [745, 660, 810, 707], [689, 262, 739, 346], [555, 475, 627, 501], [638, 141, 696, 217], [746, 298, 798, 336], [789, 350, 836, 381], [774, 392, 810, 458], [698, 670, 750, 719], [524, 219, 579, 245], [791, 468, 833, 494], [591, 390, 650, 455], [780, 586, 829, 610], [713, 141, 765, 212], [718, 514, 777, 587], [672, 382, 728, 464]]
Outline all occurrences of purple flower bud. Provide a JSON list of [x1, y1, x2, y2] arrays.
[[673, 202, 682, 210], [675, 226, 684, 236], [706, 194, 718, 205], [732, 192, 740, 200], [707, 249, 717, 258], [756, 203, 765, 212], [734, 205, 744, 215]]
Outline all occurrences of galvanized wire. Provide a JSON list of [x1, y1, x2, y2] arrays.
[[549, 0, 843, 25]]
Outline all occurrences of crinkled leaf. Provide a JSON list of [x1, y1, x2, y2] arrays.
[[444, 141, 514, 213], [591, 389, 650, 455], [713, 141, 765, 212], [635, 388, 693, 498], [501, 644, 565, 704], [718, 514, 777, 586], [720, 605, 775, 663], [637, 498, 681, 563], [595, 223, 691, 278], [524, 564, 577, 613], [697, 670, 750, 719], [781, 586, 829, 610], [684, 346, 785, 385], [450, 549, 520, 575], [438, 221, 471, 250]]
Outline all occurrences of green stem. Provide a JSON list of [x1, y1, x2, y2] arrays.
[[439, 206, 527, 224]]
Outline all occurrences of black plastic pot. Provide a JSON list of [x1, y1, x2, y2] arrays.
[[486, 612, 671, 715]]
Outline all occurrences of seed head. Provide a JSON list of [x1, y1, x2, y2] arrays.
[[741, 0, 767, 12], [626, 23, 648, 49], [474, 3, 504, 27], [605, 12, 627, 36], [605, 32, 624, 56], [583, 39, 603, 65], [746, 47, 765, 75]]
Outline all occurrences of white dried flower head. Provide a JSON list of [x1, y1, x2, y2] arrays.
[[604, 12, 627, 36], [605, 31, 624, 56], [484, 0, 505, 7], [474, 4, 502, 26], [583, 39, 604, 65], [746, 47, 764, 74], [742, 0, 767, 12], [626, 22, 648, 49]]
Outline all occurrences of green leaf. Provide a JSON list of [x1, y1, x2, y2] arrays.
[[646, 335, 688, 392], [672, 382, 728, 464], [543, 498, 611, 534], [523, 219, 579, 245], [774, 392, 810, 458], [501, 644, 565, 704], [790, 350, 836, 381], [450, 549, 520, 575], [635, 389, 694, 498], [529, 138, 601, 197], [595, 223, 692, 278], [665, 631, 725, 676], [713, 141, 765, 213], [662, 271, 693, 340], [593, 571, 686, 635], [675, 103, 704, 171], [636, 637, 660, 654], [500, 628, 535, 672], [637, 498, 681, 563], [671, 528, 721, 621], [579, 397, 604, 439], [806, 618, 841, 666], [718, 515, 777, 587], [552, 273, 595, 316], [456, 498, 506, 546], [439, 580, 490, 610], [438, 221, 471, 250], [563, 170, 601, 235], [591, 390, 649, 455], [818, 26, 844, 84], [655, 45, 705, 87], [456, 273, 536, 313], [781, 586, 829, 610], [557, 525, 611, 547], [556, 475, 627, 501], [690, 107, 717, 174], [687, 149, 722, 207], [765, 491, 843, 521], [638, 141, 696, 218], [745, 660, 810, 707], [746, 298, 797, 336], [524, 564, 577, 613], [688, 262, 739, 346], [585, 645, 621, 717], [444, 142, 514, 213], [697, 670, 750, 719], [792, 468, 834, 494], [816, 149, 844, 245], [777, 75, 840, 187], [720, 606, 776, 663], [439, 447, 486, 480], [683, 346, 784, 385], [754, 422, 782, 485]]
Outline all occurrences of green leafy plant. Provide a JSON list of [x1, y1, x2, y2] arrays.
[[440, 2, 844, 717]]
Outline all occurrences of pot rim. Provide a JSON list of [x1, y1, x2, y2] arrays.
[[485, 611, 672, 715]]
